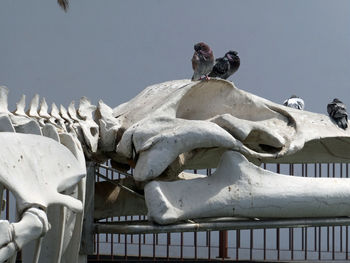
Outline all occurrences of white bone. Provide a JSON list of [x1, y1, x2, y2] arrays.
[[42, 124, 60, 142], [49, 103, 66, 132], [26, 94, 40, 118], [145, 151, 350, 224], [118, 116, 271, 182], [97, 100, 122, 152], [77, 97, 96, 121], [112, 79, 350, 184], [0, 132, 85, 213], [60, 105, 73, 124], [67, 101, 79, 121], [0, 208, 49, 262], [9, 115, 42, 135], [38, 98, 51, 119], [51, 103, 63, 121], [14, 95, 27, 116], [71, 97, 99, 153], [0, 86, 9, 113]]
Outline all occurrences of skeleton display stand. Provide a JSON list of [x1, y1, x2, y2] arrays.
[[1, 79, 350, 262]]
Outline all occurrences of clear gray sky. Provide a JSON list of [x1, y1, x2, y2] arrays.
[[1, 0, 350, 114]]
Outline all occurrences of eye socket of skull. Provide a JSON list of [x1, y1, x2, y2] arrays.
[[90, 127, 98, 137]]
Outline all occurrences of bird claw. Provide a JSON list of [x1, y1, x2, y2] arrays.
[[199, 76, 211, 81]]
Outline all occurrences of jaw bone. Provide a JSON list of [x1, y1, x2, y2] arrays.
[[145, 150, 350, 225]]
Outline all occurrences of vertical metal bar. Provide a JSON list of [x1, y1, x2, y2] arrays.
[[332, 226, 335, 260], [152, 234, 156, 261], [250, 229, 253, 261], [143, 215, 146, 244], [332, 164, 335, 260], [138, 230, 142, 260], [314, 164, 317, 252], [340, 164, 343, 253], [263, 228, 266, 261], [166, 233, 170, 260], [263, 164, 266, 261], [94, 161, 98, 260], [105, 167, 109, 244], [327, 164, 330, 252], [305, 227, 307, 260], [318, 226, 321, 260], [345, 163, 349, 260], [118, 172, 121, 244], [5, 188, 9, 220], [276, 163, 281, 261], [305, 163, 308, 177], [302, 163, 305, 177], [289, 228, 292, 251], [277, 228, 280, 261], [124, 234, 128, 260], [208, 231, 211, 260], [96, 234, 100, 260], [341, 225, 344, 253], [111, 233, 114, 260], [314, 227, 317, 252], [290, 228, 294, 260], [95, 167, 100, 263], [180, 232, 184, 261], [302, 228, 305, 251], [290, 159, 294, 260], [236, 230, 239, 261], [218, 230, 228, 259], [194, 231, 197, 260], [111, 165, 114, 260], [131, 216, 134, 244], [318, 163, 322, 260], [347, 222, 349, 260]]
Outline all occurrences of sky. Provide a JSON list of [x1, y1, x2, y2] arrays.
[[1, 0, 350, 114]]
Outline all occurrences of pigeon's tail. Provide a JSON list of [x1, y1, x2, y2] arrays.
[[191, 73, 201, 81], [336, 117, 348, 130]]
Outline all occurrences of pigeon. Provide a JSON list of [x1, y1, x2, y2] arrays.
[[191, 42, 215, 81], [208, 51, 240, 79], [283, 95, 305, 110], [327, 98, 348, 130], [57, 0, 69, 11]]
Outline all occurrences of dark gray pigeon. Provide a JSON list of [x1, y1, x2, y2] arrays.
[[208, 51, 240, 79], [191, 42, 215, 81], [58, 0, 69, 11], [327, 98, 348, 130]]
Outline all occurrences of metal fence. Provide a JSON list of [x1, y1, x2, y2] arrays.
[[2, 163, 350, 261], [92, 162, 350, 262]]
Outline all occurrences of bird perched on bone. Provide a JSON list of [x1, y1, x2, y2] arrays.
[[191, 42, 215, 81], [327, 98, 348, 130], [283, 95, 305, 110], [208, 50, 240, 80]]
